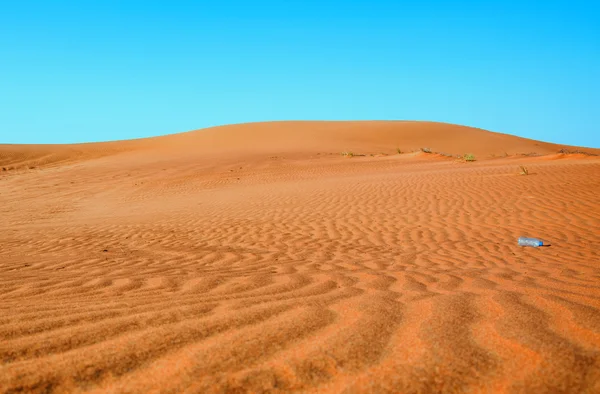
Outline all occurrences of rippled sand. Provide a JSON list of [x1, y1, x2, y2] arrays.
[[1, 122, 600, 393]]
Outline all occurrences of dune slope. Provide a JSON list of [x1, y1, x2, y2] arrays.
[[2, 121, 598, 170], [1, 121, 600, 393]]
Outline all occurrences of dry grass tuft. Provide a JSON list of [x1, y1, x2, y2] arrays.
[[519, 166, 529, 175]]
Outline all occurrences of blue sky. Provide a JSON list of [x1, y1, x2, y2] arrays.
[[1, 1, 598, 147]]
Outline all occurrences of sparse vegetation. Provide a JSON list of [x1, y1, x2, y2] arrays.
[[463, 153, 476, 162], [420, 147, 432, 153], [519, 165, 529, 175], [341, 151, 368, 157], [558, 148, 598, 156], [396, 147, 402, 154]]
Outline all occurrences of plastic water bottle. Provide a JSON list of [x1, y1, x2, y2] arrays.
[[518, 237, 543, 247]]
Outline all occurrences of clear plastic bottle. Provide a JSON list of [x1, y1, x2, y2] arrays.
[[518, 237, 543, 247]]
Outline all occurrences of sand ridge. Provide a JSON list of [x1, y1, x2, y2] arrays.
[[1, 121, 600, 393], [2, 121, 598, 171]]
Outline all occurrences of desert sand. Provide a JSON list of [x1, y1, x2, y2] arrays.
[[1, 121, 600, 393]]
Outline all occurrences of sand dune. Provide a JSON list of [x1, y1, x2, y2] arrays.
[[2, 121, 598, 170], [1, 121, 600, 393]]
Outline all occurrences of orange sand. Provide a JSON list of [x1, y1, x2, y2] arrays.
[[1, 121, 599, 393]]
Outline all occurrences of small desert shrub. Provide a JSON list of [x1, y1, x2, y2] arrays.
[[463, 153, 476, 162], [519, 165, 529, 175], [341, 151, 354, 157], [396, 147, 402, 154], [420, 147, 432, 153]]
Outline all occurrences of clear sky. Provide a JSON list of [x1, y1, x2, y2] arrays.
[[1, 1, 598, 147]]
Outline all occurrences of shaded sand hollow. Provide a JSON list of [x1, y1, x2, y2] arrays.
[[1, 121, 600, 393]]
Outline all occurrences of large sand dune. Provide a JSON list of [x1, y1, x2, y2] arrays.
[[1, 121, 599, 393]]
